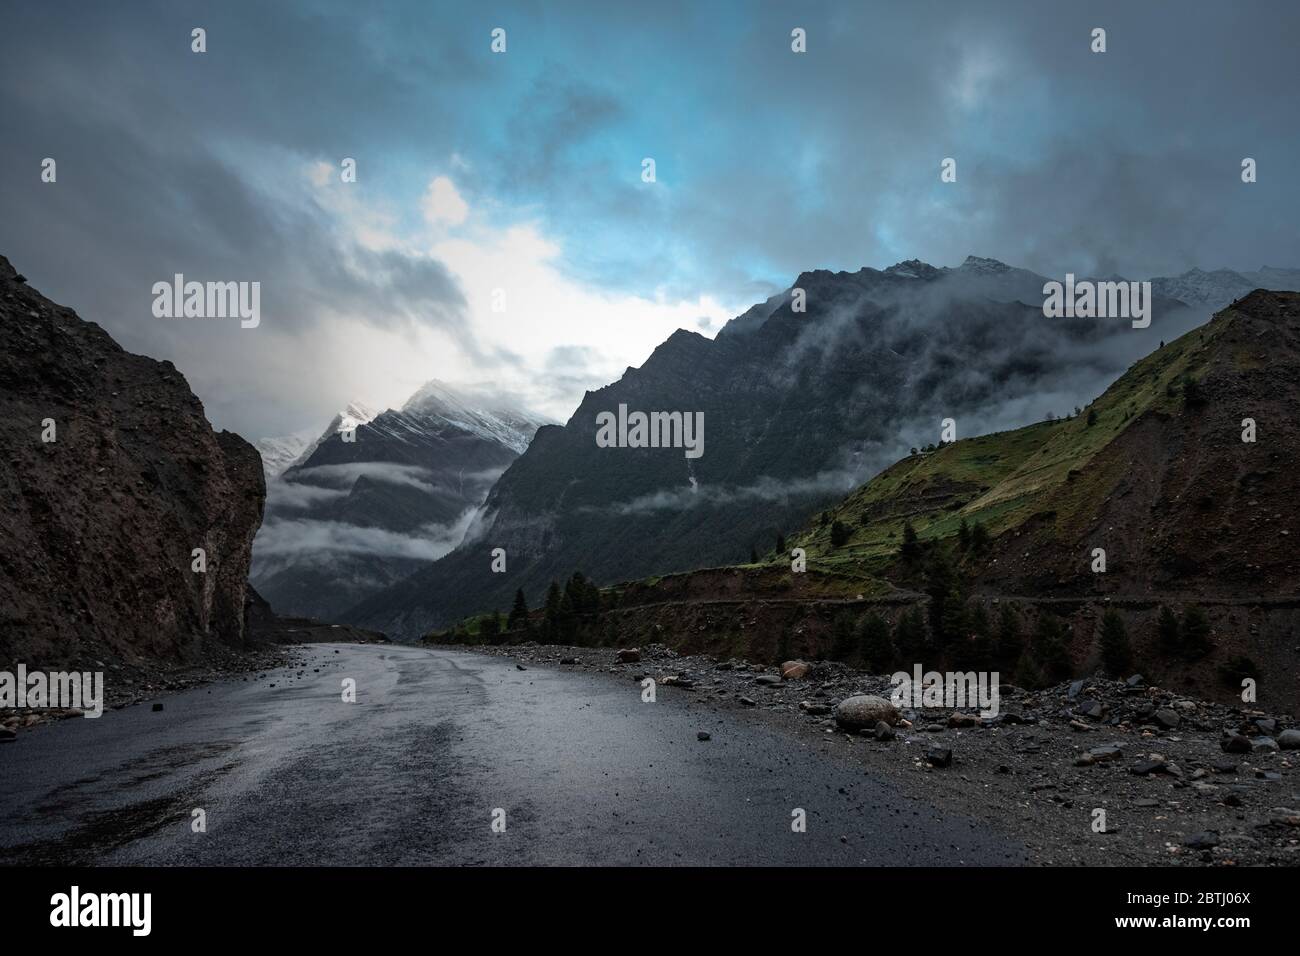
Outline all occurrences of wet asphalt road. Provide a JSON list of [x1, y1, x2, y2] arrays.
[[0, 643, 1028, 866]]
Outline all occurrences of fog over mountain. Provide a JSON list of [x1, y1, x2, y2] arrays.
[[343, 254, 1274, 636], [251, 381, 550, 619]]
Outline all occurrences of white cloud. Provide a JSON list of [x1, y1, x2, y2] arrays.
[[281, 167, 748, 427], [421, 175, 469, 226]]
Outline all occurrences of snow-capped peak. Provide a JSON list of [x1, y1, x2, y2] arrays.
[[401, 379, 550, 454], [256, 401, 380, 481]]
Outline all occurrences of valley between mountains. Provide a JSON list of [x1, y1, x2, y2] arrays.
[[3, 252, 1299, 866]]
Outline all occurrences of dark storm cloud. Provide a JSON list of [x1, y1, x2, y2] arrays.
[[0, 0, 1296, 437]]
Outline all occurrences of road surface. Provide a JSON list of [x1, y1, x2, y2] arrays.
[[0, 644, 1028, 865]]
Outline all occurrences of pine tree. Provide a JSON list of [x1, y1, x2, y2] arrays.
[[543, 580, 562, 640], [830, 520, 850, 547], [969, 521, 991, 555], [1033, 614, 1072, 682], [507, 589, 528, 630], [893, 606, 927, 661], [900, 521, 920, 560], [858, 611, 893, 671], [996, 604, 1023, 667], [924, 548, 964, 651], [1099, 608, 1131, 674], [957, 518, 971, 552]]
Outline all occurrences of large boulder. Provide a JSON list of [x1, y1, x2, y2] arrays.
[[833, 695, 899, 730]]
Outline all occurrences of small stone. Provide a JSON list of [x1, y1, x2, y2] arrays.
[[516, 663, 527, 671], [1251, 736, 1279, 753], [1182, 831, 1220, 850], [754, 674, 783, 686], [738, 696, 756, 707], [697, 731, 711, 742], [780, 660, 810, 680], [1153, 708, 1180, 730], [1125, 674, 1145, 687], [948, 712, 979, 728], [1130, 757, 1167, 776], [925, 747, 953, 768], [1212, 758, 1240, 774], [1089, 745, 1123, 762], [1222, 734, 1252, 754], [1268, 808, 1300, 827], [1277, 729, 1300, 750], [151, 702, 164, 712], [873, 720, 896, 741], [1075, 699, 1104, 719], [616, 648, 641, 663]]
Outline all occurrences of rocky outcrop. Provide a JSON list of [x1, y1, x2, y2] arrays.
[[0, 255, 265, 669]]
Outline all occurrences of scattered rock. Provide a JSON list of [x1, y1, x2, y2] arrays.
[[1130, 757, 1170, 776], [1222, 735, 1252, 754], [925, 747, 953, 768], [780, 660, 810, 680], [616, 648, 641, 663], [1182, 831, 1220, 850], [151, 702, 164, 712], [873, 720, 896, 741], [754, 674, 783, 686], [1153, 708, 1181, 730], [1277, 729, 1300, 750], [833, 694, 899, 731], [697, 731, 711, 742]]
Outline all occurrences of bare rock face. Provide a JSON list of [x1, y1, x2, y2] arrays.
[[0, 255, 265, 669]]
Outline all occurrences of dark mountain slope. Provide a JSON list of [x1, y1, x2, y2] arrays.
[[251, 387, 547, 620], [346, 257, 1202, 637], [0, 255, 265, 669]]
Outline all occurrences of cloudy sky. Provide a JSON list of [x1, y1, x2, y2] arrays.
[[2, 0, 1297, 439]]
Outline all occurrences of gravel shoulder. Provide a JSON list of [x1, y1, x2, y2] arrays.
[[462, 640, 1300, 866]]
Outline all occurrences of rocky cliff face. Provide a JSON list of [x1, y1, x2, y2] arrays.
[[0, 255, 265, 669]]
